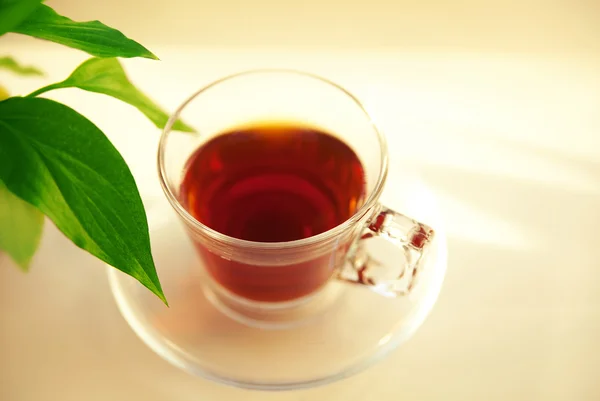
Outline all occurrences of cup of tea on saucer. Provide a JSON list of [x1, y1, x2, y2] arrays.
[[108, 69, 447, 390]]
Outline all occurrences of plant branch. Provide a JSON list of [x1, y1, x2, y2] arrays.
[[27, 83, 65, 98]]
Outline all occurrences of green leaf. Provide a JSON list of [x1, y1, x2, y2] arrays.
[[0, 85, 8, 100], [28, 58, 194, 132], [0, 96, 167, 304], [0, 0, 42, 36], [0, 180, 44, 271], [11, 4, 158, 60], [0, 56, 44, 76]]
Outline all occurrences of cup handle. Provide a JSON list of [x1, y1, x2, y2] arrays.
[[337, 204, 435, 297]]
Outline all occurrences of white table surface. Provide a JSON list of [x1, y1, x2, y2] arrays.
[[1, 10, 600, 399]]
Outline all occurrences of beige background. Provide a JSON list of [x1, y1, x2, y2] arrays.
[[1, 0, 600, 400], [49, 0, 600, 55]]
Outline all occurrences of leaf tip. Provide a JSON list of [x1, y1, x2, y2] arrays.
[[145, 279, 169, 306], [16, 261, 32, 273], [4, 254, 33, 273], [140, 276, 169, 306], [145, 51, 160, 61], [156, 290, 169, 307], [172, 120, 197, 133]]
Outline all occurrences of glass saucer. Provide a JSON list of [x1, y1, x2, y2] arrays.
[[107, 172, 447, 391]]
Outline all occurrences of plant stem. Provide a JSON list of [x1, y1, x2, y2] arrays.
[[27, 83, 64, 98]]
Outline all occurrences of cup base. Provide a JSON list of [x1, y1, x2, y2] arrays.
[[203, 277, 345, 330], [108, 172, 447, 390]]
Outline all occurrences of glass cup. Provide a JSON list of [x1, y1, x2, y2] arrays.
[[158, 69, 436, 328]]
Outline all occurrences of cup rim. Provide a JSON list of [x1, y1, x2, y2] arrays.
[[157, 68, 389, 250]]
